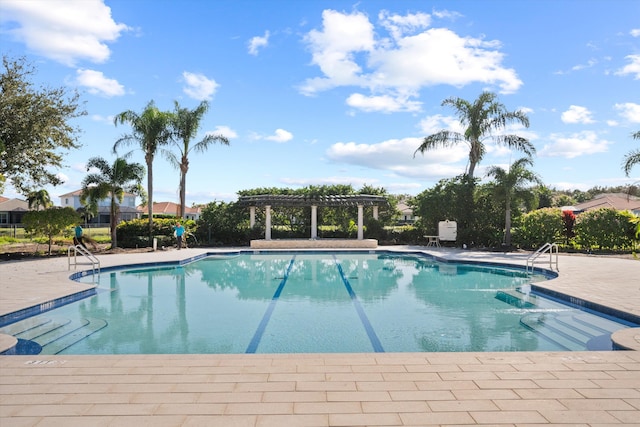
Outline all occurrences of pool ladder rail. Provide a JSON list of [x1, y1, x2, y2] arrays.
[[68, 245, 101, 277], [526, 242, 558, 273]]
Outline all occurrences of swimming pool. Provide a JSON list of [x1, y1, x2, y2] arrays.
[[1, 251, 634, 355]]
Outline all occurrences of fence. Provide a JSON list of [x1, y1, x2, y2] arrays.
[[0, 224, 112, 239]]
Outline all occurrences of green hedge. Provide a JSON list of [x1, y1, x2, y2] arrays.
[[574, 208, 637, 250], [512, 207, 638, 251], [116, 218, 196, 248]]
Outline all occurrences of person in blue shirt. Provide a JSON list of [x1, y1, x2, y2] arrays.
[[74, 225, 86, 249], [173, 222, 185, 250]]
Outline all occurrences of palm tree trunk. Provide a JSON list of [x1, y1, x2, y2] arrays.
[[504, 195, 512, 247], [111, 194, 118, 249], [179, 160, 188, 219], [146, 155, 154, 246]]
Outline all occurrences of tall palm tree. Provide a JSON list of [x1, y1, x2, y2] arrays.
[[415, 92, 535, 179], [81, 157, 145, 249], [486, 157, 541, 247], [165, 100, 229, 218], [622, 130, 640, 177], [26, 189, 53, 210], [113, 101, 172, 243]]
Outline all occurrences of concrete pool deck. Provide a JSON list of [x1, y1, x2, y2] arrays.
[[1, 246, 639, 426]]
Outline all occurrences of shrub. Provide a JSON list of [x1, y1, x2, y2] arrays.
[[512, 208, 562, 249], [574, 208, 637, 251], [117, 218, 196, 248]]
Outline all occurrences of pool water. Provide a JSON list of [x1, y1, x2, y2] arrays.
[[1, 252, 632, 354]]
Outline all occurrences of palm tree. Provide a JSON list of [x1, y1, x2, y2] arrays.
[[415, 91, 534, 179], [81, 157, 145, 249], [26, 189, 53, 210], [165, 100, 229, 218], [113, 101, 172, 243], [622, 130, 640, 177], [486, 157, 541, 247]]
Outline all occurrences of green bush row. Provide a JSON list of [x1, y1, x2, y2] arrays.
[[513, 207, 637, 251]]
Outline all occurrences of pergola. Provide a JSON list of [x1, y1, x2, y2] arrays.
[[237, 194, 390, 240]]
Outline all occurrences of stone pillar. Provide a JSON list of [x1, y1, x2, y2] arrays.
[[249, 206, 256, 228], [265, 205, 272, 240], [357, 204, 364, 240], [373, 205, 379, 220], [311, 205, 318, 239]]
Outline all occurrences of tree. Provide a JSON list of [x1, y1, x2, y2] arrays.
[[622, 130, 640, 177], [81, 157, 145, 249], [415, 92, 534, 179], [113, 101, 172, 244], [412, 175, 477, 245], [486, 157, 541, 247], [166, 100, 229, 219], [0, 55, 85, 194], [26, 189, 53, 210], [23, 207, 80, 255]]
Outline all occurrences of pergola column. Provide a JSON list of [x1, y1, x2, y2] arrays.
[[373, 205, 379, 220], [357, 204, 364, 240], [311, 205, 318, 239], [249, 206, 256, 228], [265, 205, 272, 240]]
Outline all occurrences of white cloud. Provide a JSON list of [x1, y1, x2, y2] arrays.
[[299, 9, 522, 110], [378, 10, 431, 40], [326, 137, 467, 179], [76, 69, 125, 97], [182, 72, 219, 100], [418, 114, 464, 135], [615, 54, 640, 79], [539, 131, 612, 158], [300, 9, 375, 94], [207, 126, 237, 139], [631, 29, 640, 37], [0, 0, 129, 66], [280, 176, 379, 188], [346, 92, 421, 113], [91, 114, 115, 124], [265, 129, 293, 143], [248, 31, 270, 55], [561, 105, 595, 124], [614, 102, 640, 123]]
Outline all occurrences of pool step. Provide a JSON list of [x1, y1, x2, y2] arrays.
[[495, 289, 538, 308], [40, 317, 108, 354], [12, 318, 74, 341], [520, 312, 612, 351], [1, 316, 108, 355]]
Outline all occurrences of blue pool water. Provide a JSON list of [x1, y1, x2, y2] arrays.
[[1, 251, 633, 355]]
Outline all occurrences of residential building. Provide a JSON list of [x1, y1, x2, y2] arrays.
[[0, 197, 30, 226], [137, 201, 202, 221], [396, 201, 418, 224], [572, 193, 640, 215], [59, 190, 140, 225]]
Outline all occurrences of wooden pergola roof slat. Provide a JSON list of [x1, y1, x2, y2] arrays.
[[237, 194, 389, 207]]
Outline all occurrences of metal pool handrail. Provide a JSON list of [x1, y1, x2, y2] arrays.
[[526, 242, 558, 273], [68, 245, 100, 277]]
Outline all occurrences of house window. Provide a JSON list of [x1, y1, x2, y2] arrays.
[[0, 213, 7, 224], [65, 198, 69, 205]]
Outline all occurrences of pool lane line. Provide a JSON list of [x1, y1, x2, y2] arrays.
[[333, 255, 385, 353], [245, 256, 296, 353]]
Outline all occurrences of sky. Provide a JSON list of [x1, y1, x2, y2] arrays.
[[1, 0, 639, 207]]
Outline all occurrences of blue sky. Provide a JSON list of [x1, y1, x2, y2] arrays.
[[2, 0, 639, 206]]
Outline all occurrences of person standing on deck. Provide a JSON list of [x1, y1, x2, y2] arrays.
[[74, 225, 86, 249], [173, 222, 185, 250]]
